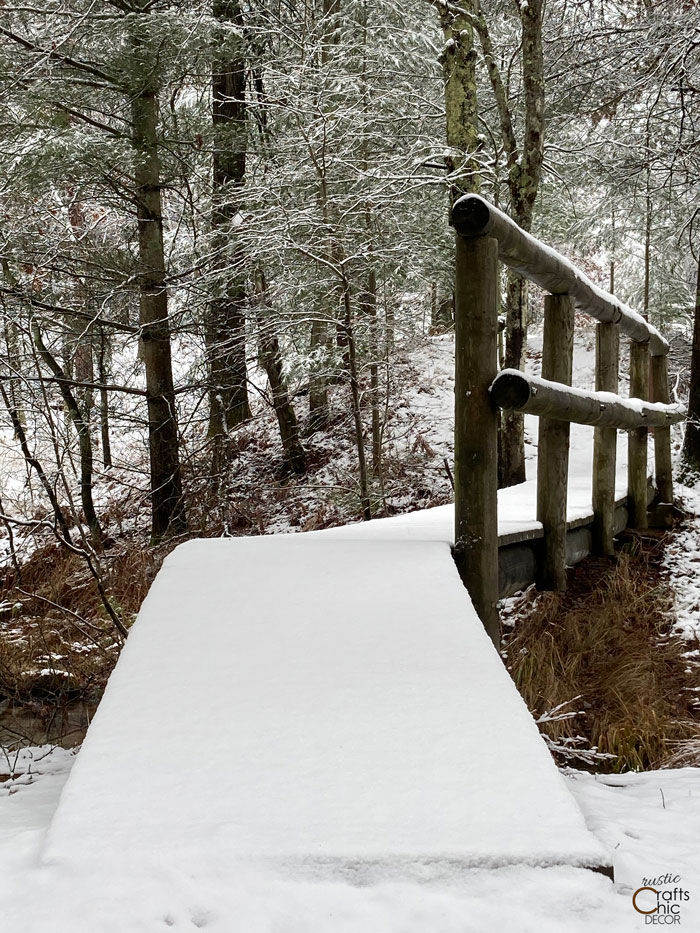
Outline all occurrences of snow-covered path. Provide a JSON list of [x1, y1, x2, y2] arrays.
[[3, 533, 609, 931], [312, 427, 630, 546]]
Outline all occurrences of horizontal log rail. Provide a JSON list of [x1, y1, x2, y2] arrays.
[[452, 194, 668, 356], [490, 369, 685, 429]]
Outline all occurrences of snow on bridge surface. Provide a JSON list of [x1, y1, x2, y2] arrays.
[[35, 529, 608, 928], [24, 412, 639, 928]]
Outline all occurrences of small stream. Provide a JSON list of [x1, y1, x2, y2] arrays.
[[0, 697, 99, 749]]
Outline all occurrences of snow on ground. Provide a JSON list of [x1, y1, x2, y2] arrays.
[[568, 767, 700, 927], [0, 324, 642, 556], [0, 746, 75, 906], [664, 483, 700, 642], [2, 746, 699, 931], [3, 485, 699, 930]]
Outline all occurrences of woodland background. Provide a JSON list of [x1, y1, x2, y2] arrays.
[[0, 0, 698, 715]]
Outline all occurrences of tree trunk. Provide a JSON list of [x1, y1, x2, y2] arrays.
[[130, 47, 187, 541], [499, 271, 528, 486], [31, 323, 103, 545], [0, 492, 20, 579], [308, 315, 332, 430], [208, 0, 250, 440], [439, 3, 480, 200], [360, 268, 381, 473], [66, 190, 95, 435], [501, 0, 544, 486], [341, 280, 371, 520], [2, 318, 25, 430], [682, 256, 700, 478], [1, 263, 26, 429], [308, 0, 343, 430], [0, 382, 73, 543], [384, 280, 394, 352], [253, 268, 306, 474], [97, 327, 112, 469], [644, 186, 651, 322], [474, 0, 544, 488]]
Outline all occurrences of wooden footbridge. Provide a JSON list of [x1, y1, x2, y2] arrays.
[[451, 194, 685, 645], [17, 200, 689, 924]]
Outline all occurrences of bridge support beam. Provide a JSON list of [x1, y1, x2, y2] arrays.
[[593, 322, 619, 555], [453, 232, 500, 646], [537, 294, 575, 590], [628, 340, 650, 529], [651, 353, 674, 504]]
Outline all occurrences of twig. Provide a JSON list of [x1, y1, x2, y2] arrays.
[[15, 588, 108, 646], [444, 456, 455, 490]]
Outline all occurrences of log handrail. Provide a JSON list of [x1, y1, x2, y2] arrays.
[[452, 194, 669, 356], [451, 195, 687, 645], [490, 369, 685, 429]]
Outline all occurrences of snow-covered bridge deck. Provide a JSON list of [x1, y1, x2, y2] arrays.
[[318, 442, 642, 596], [319, 460, 630, 546], [40, 531, 608, 923]]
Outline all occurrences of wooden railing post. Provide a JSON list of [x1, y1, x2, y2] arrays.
[[651, 353, 674, 503], [536, 293, 575, 590], [628, 339, 650, 529], [453, 232, 500, 646], [592, 322, 620, 555]]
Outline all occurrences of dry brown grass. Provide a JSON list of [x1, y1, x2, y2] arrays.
[[505, 539, 700, 772], [0, 536, 168, 706]]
